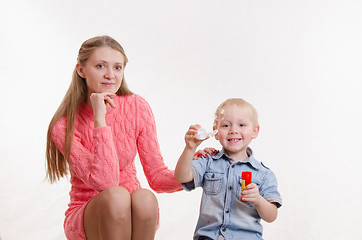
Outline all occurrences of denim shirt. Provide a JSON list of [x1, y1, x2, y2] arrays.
[[182, 148, 282, 240]]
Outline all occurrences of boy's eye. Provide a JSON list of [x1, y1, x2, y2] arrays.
[[222, 124, 229, 128], [240, 124, 246, 127], [96, 64, 105, 68], [115, 66, 122, 70]]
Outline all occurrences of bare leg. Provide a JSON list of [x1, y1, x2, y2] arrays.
[[131, 188, 159, 240], [83, 186, 132, 240]]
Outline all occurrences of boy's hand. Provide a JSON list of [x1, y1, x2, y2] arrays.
[[241, 183, 278, 223], [185, 124, 206, 149], [241, 183, 262, 204]]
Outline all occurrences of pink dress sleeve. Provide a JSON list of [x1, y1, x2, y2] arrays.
[[51, 119, 120, 192], [135, 96, 182, 193]]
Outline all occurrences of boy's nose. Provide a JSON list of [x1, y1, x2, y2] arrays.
[[229, 128, 238, 134]]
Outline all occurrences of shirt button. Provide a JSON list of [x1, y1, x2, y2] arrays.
[[211, 174, 215, 178], [222, 228, 226, 232], [231, 164, 235, 168], [226, 209, 229, 214], [229, 186, 232, 190]]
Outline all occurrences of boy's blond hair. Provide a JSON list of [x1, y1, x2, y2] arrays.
[[213, 98, 259, 128]]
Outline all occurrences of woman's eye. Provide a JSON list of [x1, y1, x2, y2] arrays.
[[96, 64, 104, 68], [222, 124, 229, 128], [115, 66, 122, 70]]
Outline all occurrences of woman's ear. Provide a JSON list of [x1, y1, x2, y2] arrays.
[[76, 63, 85, 78]]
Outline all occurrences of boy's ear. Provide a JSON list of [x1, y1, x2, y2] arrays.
[[213, 126, 219, 140], [76, 63, 85, 78], [251, 125, 260, 139]]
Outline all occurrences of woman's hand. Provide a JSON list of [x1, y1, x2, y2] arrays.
[[193, 147, 219, 160], [89, 92, 116, 128]]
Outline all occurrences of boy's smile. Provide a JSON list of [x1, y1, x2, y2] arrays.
[[215, 104, 259, 162], [227, 137, 242, 142]]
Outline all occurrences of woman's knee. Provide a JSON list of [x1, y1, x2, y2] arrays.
[[131, 189, 159, 221], [84, 187, 132, 239], [96, 186, 131, 220]]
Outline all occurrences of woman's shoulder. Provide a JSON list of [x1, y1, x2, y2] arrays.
[[53, 116, 67, 130]]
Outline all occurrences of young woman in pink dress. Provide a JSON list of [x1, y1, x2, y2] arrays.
[[46, 35, 187, 240]]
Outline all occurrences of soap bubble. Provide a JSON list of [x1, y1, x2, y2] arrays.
[[213, 108, 225, 127], [215, 108, 225, 121], [219, 108, 225, 119]]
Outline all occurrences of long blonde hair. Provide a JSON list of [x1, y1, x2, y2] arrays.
[[46, 36, 133, 183]]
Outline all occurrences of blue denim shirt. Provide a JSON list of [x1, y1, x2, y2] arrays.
[[182, 148, 282, 240]]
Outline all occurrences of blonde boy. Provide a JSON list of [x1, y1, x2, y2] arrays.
[[175, 98, 282, 240]]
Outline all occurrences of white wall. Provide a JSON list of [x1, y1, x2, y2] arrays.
[[1, 0, 361, 239]]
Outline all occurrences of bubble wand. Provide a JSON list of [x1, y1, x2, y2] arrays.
[[241, 171, 252, 202], [196, 128, 218, 140]]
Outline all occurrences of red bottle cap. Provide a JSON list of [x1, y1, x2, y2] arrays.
[[242, 171, 252, 185]]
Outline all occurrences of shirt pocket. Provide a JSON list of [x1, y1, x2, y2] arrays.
[[203, 172, 223, 195]]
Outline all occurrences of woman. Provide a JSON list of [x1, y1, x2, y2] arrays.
[[46, 35, 183, 239]]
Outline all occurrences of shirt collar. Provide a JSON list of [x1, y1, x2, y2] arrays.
[[212, 147, 261, 170]]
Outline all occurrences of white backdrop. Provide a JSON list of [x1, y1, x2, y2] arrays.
[[1, 0, 361, 239]]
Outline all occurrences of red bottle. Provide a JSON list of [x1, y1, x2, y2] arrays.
[[241, 171, 252, 202]]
